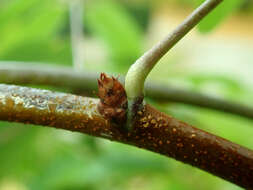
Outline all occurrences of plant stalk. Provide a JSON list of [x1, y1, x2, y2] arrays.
[[1, 62, 253, 121], [125, 0, 223, 100], [0, 84, 252, 189]]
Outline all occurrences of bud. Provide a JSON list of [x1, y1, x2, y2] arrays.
[[97, 73, 127, 124]]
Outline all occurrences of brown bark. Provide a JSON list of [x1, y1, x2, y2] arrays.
[[0, 84, 252, 189], [1, 63, 253, 120]]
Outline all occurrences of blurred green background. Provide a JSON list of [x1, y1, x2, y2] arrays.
[[0, 0, 253, 189]]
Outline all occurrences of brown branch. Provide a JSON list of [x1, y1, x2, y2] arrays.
[[0, 84, 252, 189], [1, 62, 253, 120]]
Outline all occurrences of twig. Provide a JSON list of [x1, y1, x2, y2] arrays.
[[0, 84, 252, 189], [1, 62, 253, 120]]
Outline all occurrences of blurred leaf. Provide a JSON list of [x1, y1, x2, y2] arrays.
[[0, 122, 41, 179], [196, 0, 242, 33], [195, 108, 253, 149], [188, 74, 244, 100], [1, 39, 71, 65], [28, 154, 90, 190], [121, 1, 151, 31], [0, 0, 70, 64], [85, 0, 143, 72]]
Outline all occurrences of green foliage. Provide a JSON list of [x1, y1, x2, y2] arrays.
[[85, 0, 143, 72], [196, 0, 242, 33], [188, 74, 245, 100], [0, 0, 71, 64]]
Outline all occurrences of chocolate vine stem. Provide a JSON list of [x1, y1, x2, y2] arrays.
[[1, 63, 253, 121], [0, 84, 252, 189]]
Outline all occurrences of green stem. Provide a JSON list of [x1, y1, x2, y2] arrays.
[[125, 0, 223, 100]]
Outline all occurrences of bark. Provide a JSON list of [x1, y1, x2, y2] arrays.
[[1, 63, 253, 120], [0, 84, 252, 189]]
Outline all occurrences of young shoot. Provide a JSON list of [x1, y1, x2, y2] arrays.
[[125, 0, 223, 106]]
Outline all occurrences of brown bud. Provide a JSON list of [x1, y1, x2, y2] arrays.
[[97, 73, 127, 124]]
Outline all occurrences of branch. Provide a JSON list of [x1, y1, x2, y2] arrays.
[[1, 62, 253, 120], [0, 84, 252, 189], [125, 0, 223, 101]]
